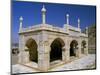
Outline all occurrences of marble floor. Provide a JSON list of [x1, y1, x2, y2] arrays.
[[12, 54, 96, 74]]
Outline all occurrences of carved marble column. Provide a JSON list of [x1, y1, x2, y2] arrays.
[[62, 39, 70, 62], [38, 41, 50, 71], [18, 35, 30, 64], [76, 40, 82, 57], [18, 35, 24, 63], [62, 46, 66, 61], [84, 40, 88, 55], [62, 47, 70, 62], [22, 51, 29, 63]]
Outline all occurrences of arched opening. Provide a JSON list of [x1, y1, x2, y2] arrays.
[[70, 40, 78, 56], [25, 38, 38, 63], [50, 38, 65, 62], [81, 40, 86, 54]]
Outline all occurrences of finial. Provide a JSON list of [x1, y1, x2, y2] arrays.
[[78, 18, 80, 23], [86, 26, 88, 29], [66, 14, 69, 17], [66, 14, 69, 25], [85, 26, 88, 34], [41, 5, 46, 12], [19, 16, 23, 30], [41, 5, 46, 24], [19, 16, 23, 21], [78, 18, 80, 28]]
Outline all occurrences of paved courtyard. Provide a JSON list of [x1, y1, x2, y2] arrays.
[[12, 54, 95, 74]]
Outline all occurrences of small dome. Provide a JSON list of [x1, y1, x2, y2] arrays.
[[19, 16, 23, 21], [78, 18, 80, 22], [41, 5, 46, 12], [66, 14, 69, 17]]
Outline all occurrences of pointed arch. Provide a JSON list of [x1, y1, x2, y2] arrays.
[[70, 40, 78, 56], [50, 38, 65, 62], [25, 38, 38, 63]]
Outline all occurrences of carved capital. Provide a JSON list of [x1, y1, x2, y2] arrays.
[[39, 41, 43, 46], [39, 41, 49, 46], [44, 41, 49, 46]]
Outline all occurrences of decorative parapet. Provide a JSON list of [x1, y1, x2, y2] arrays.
[[80, 33, 88, 37], [19, 24, 69, 34], [68, 25, 81, 32], [18, 24, 87, 38]]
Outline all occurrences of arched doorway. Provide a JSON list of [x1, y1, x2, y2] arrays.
[[25, 38, 38, 63], [81, 40, 86, 54], [50, 38, 65, 62], [70, 40, 78, 56]]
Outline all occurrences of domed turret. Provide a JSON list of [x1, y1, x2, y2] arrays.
[[19, 16, 23, 30], [41, 5, 46, 24]]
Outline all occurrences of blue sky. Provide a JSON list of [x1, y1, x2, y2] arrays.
[[12, 1, 96, 43]]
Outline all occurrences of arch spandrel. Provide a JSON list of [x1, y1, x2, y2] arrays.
[[24, 36, 38, 46], [49, 37, 65, 47]]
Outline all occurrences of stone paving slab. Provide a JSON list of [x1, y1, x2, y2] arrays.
[[12, 64, 39, 74]]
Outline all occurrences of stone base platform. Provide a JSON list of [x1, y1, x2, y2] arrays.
[[12, 54, 96, 74]]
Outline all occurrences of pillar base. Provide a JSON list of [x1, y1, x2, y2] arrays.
[[38, 53, 49, 71]]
